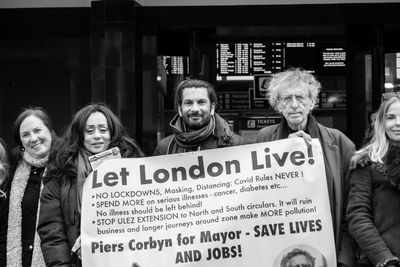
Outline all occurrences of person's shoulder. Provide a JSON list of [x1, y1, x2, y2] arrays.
[[43, 170, 69, 185], [259, 124, 279, 132], [158, 135, 174, 146], [231, 133, 246, 145], [257, 124, 280, 142], [258, 124, 279, 135], [350, 159, 376, 181], [350, 152, 373, 170], [318, 123, 354, 146], [318, 123, 342, 135], [120, 139, 145, 158], [153, 134, 175, 155]]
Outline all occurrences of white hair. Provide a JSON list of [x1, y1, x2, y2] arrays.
[[267, 68, 320, 111]]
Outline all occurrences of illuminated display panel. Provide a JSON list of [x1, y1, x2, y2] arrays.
[[158, 55, 190, 76], [216, 41, 346, 79], [321, 47, 346, 69]]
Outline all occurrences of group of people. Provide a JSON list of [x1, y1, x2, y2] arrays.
[[0, 67, 398, 267], [0, 104, 144, 267]]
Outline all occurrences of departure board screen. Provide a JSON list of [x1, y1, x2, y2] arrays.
[[216, 42, 345, 78], [321, 47, 346, 68], [216, 42, 284, 77], [158, 56, 190, 75]]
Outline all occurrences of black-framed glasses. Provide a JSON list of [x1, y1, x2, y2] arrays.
[[382, 91, 400, 102]]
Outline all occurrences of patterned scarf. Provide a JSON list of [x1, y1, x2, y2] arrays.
[[7, 151, 48, 267], [168, 113, 234, 154]]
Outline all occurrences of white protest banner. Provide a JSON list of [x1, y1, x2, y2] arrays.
[[82, 138, 336, 267]]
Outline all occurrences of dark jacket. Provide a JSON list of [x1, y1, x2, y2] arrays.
[[153, 132, 245, 155], [153, 114, 245, 155], [1, 156, 46, 267], [347, 161, 400, 267], [257, 118, 355, 267], [37, 173, 79, 267], [38, 141, 143, 267]]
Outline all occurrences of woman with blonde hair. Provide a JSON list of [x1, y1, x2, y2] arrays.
[[347, 95, 400, 267]]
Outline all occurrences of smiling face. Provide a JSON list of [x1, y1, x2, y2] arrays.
[[19, 115, 52, 159], [385, 100, 400, 145], [278, 86, 314, 131], [83, 111, 111, 154], [178, 87, 215, 131]]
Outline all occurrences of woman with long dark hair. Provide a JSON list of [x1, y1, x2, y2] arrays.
[[38, 102, 143, 267]]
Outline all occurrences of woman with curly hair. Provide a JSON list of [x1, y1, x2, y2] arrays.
[[347, 94, 400, 267], [38, 103, 144, 267]]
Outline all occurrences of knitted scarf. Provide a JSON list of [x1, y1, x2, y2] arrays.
[[168, 113, 234, 154], [7, 151, 48, 267]]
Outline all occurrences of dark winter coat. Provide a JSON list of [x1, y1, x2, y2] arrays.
[[257, 117, 356, 267], [37, 173, 80, 267], [347, 160, 400, 267]]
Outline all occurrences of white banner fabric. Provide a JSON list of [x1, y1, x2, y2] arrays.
[[82, 138, 336, 267]]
